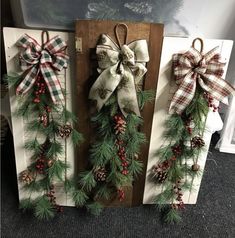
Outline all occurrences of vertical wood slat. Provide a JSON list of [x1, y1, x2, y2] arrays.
[[132, 24, 164, 206], [75, 20, 163, 206], [75, 21, 91, 173]]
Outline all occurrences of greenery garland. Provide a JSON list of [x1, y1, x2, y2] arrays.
[[5, 73, 83, 219], [65, 89, 155, 214], [151, 85, 220, 223]]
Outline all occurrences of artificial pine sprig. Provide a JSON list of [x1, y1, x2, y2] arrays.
[[5, 73, 83, 220], [67, 90, 154, 214], [153, 86, 209, 223]]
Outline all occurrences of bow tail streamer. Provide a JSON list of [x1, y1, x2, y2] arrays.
[[169, 72, 197, 114], [89, 63, 122, 111], [40, 65, 64, 103], [117, 66, 140, 117], [199, 74, 235, 104], [16, 65, 39, 95]]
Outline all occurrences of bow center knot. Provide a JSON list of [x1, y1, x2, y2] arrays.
[[119, 45, 135, 65], [40, 49, 52, 64], [193, 58, 207, 75]]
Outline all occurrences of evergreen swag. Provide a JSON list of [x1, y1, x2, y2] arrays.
[[152, 85, 215, 223], [5, 73, 83, 220], [64, 88, 155, 214]]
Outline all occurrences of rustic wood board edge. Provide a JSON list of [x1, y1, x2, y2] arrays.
[[132, 23, 164, 206]]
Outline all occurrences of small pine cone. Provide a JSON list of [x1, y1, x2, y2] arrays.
[[113, 114, 127, 135], [58, 124, 72, 139], [19, 170, 33, 184], [93, 166, 107, 182], [191, 136, 205, 149], [152, 164, 168, 183], [39, 114, 48, 127]]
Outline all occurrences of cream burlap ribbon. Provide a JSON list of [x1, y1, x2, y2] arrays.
[[89, 23, 149, 117]]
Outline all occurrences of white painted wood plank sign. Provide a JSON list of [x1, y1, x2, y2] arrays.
[[3, 27, 76, 206], [143, 37, 233, 204]]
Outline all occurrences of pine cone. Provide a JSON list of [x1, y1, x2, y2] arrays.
[[113, 114, 126, 135], [19, 170, 33, 184], [152, 164, 168, 183], [39, 114, 48, 127], [58, 125, 72, 138], [93, 167, 107, 182], [191, 136, 205, 149]]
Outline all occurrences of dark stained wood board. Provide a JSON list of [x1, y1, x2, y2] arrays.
[[75, 20, 163, 206]]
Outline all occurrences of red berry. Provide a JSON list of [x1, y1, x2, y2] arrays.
[[33, 98, 40, 103]]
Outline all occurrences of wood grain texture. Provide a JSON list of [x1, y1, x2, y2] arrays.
[[75, 20, 163, 206], [132, 23, 164, 206]]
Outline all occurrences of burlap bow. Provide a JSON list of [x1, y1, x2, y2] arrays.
[[169, 39, 235, 114], [16, 33, 69, 103], [89, 31, 149, 117]]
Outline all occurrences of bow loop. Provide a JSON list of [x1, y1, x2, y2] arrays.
[[169, 40, 235, 115], [44, 35, 67, 54]]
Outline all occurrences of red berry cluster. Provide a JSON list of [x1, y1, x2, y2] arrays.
[[35, 157, 46, 174], [171, 180, 185, 210], [117, 188, 125, 202], [184, 116, 193, 134], [172, 145, 182, 157], [47, 185, 63, 213], [113, 114, 128, 176], [203, 92, 220, 112], [118, 145, 129, 175], [33, 74, 46, 103]]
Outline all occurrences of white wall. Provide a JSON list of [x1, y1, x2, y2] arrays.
[[175, 0, 235, 84]]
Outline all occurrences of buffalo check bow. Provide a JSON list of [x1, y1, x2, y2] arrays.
[[16, 34, 69, 103], [169, 43, 235, 114]]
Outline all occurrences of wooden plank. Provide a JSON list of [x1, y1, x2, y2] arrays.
[[132, 23, 164, 206], [75, 20, 163, 206], [3, 27, 75, 206], [143, 37, 233, 204]]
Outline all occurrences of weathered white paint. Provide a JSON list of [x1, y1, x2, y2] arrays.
[[3, 27, 76, 206], [143, 37, 233, 204]]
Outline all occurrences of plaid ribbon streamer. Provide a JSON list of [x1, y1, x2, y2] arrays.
[[169, 46, 235, 114], [16, 34, 69, 103]]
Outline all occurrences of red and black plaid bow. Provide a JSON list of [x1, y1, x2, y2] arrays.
[[169, 45, 235, 114]]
